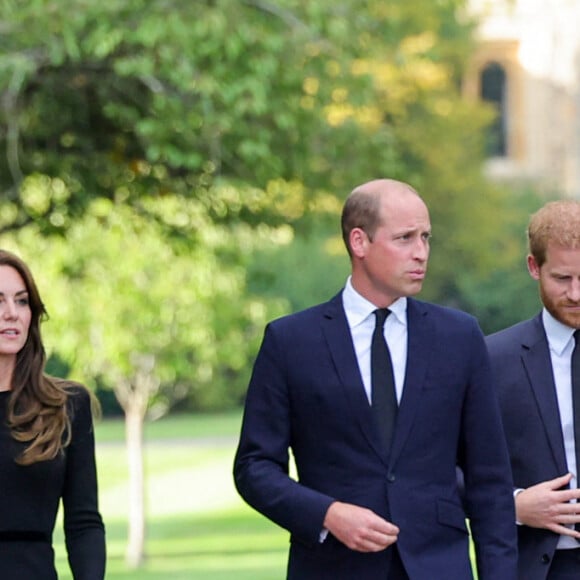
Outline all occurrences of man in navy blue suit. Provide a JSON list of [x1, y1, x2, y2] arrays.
[[487, 200, 580, 580], [234, 178, 517, 579]]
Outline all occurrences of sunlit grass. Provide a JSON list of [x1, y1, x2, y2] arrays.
[[94, 410, 243, 443], [53, 412, 480, 579], [53, 412, 290, 579], [55, 509, 288, 580]]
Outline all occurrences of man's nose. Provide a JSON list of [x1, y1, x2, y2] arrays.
[[569, 279, 580, 302], [414, 239, 429, 261]]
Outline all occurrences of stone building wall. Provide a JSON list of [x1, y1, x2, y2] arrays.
[[465, 0, 580, 197]]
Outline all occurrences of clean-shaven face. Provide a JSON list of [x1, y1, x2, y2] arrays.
[[0, 265, 32, 360], [360, 191, 431, 305]]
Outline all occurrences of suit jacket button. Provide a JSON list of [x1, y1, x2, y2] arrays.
[[387, 473, 395, 483], [540, 554, 551, 564]]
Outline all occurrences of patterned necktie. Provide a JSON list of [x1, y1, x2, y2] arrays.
[[371, 309, 398, 453]]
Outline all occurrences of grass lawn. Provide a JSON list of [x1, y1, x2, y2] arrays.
[[53, 411, 289, 579], [53, 411, 479, 579]]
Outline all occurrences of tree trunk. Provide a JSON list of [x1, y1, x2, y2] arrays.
[[124, 402, 146, 569], [115, 357, 159, 569]]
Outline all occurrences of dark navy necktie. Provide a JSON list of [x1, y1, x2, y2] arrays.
[[572, 329, 580, 532], [371, 309, 398, 452]]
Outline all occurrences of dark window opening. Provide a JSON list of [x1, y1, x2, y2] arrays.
[[480, 62, 507, 157]]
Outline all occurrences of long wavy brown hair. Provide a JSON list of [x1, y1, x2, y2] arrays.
[[0, 249, 72, 465]]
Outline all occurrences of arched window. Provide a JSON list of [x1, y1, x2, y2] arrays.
[[480, 62, 507, 157]]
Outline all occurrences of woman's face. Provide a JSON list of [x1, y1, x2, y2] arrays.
[[0, 265, 32, 361]]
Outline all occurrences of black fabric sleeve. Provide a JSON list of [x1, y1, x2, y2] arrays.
[[62, 387, 106, 579]]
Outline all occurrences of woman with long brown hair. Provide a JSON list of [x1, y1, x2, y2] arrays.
[[0, 249, 105, 579]]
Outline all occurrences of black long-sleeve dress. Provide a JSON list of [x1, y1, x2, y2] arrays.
[[0, 385, 106, 579]]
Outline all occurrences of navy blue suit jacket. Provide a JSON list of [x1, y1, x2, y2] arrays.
[[487, 314, 570, 580], [234, 293, 517, 579]]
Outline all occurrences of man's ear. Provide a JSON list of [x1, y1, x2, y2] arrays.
[[349, 227, 368, 259], [527, 254, 541, 281]]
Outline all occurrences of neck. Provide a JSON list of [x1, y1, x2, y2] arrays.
[[0, 356, 15, 392], [350, 276, 397, 309]]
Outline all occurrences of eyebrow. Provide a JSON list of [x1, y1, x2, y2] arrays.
[[0, 290, 28, 297]]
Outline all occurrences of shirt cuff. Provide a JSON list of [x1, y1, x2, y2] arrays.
[[514, 488, 525, 525]]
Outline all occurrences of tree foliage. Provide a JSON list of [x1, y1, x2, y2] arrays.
[[1, 195, 287, 409], [0, 0, 511, 394], [0, 194, 289, 567], [1, 0, 531, 567], [457, 185, 548, 334], [3, 1, 483, 221]]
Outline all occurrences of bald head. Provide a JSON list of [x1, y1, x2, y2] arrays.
[[341, 179, 422, 257]]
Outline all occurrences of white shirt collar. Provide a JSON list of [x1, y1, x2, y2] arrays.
[[343, 276, 407, 328], [542, 308, 576, 356]]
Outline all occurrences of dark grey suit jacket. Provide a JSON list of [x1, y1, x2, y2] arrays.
[[487, 314, 570, 580]]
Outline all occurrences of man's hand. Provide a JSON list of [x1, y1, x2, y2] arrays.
[[516, 473, 580, 538], [323, 501, 399, 552]]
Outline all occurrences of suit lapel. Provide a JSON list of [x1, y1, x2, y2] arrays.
[[522, 316, 568, 473], [389, 299, 431, 467], [321, 293, 386, 463]]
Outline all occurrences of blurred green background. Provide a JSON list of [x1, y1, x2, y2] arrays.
[[1, 0, 560, 575]]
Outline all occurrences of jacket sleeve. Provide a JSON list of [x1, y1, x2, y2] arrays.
[[233, 323, 335, 545], [458, 324, 517, 580], [63, 387, 106, 580]]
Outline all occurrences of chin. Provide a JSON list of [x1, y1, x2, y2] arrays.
[[550, 309, 580, 329], [408, 284, 424, 295]]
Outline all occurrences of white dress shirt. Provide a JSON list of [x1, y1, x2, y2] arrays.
[[342, 276, 408, 405], [542, 308, 579, 550], [319, 280, 408, 542]]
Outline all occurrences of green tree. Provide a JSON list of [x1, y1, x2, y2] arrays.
[[0, 0, 504, 386], [457, 185, 550, 334], [1, 194, 287, 567], [2, 1, 485, 224], [0, 0, 514, 569]]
